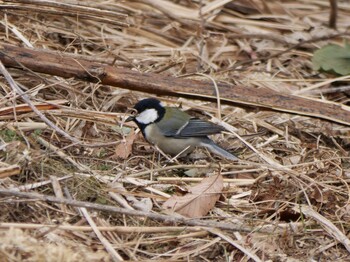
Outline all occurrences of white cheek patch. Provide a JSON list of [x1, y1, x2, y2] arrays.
[[136, 108, 159, 124]]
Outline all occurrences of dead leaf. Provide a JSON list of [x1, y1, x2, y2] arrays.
[[114, 130, 136, 159], [310, 186, 331, 204], [162, 174, 224, 218]]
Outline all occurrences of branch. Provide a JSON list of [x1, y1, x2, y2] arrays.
[[1, 44, 350, 126]]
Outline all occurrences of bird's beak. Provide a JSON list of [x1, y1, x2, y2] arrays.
[[125, 116, 135, 122]]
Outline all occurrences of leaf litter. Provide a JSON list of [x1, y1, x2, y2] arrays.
[[163, 173, 224, 218], [0, 0, 350, 261], [114, 129, 137, 160]]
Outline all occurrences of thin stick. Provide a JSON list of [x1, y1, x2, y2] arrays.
[[295, 205, 350, 253], [80, 207, 124, 261], [208, 228, 262, 262], [0, 60, 80, 144], [0, 222, 204, 233], [50, 176, 68, 214], [0, 188, 277, 233], [35, 136, 89, 171], [195, 73, 222, 120], [157, 177, 255, 186]]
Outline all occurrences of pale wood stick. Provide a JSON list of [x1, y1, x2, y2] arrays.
[[208, 228, 262, 262], [80, 207, 124, 261], [1, 222, 192, 232], [50, 176, 68, 214], [295, 205, 350, 253], [0, 189, 275, 233]]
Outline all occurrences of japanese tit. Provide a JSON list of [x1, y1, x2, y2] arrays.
[[126, 98, 238, 161]]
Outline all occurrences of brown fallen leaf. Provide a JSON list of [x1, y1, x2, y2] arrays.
[[114, 130, 136, 159], [162, 173, 224, 218]]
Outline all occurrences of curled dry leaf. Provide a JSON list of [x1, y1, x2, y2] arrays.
[[162, 174, 224, 218], [114, 129, 136, 159]]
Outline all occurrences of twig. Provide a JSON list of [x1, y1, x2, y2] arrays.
[[208, 228, 262, 262], [80, 207, 124, 261], [295, 205, 350, 253], [12, 175, 72, 191], [329, 0, 338, 29], [0, 188, 280, 233], [0, 222, 210, 234], [0, 60, 80, 144], [195, 73, 221, 120], [35, 135, 89, 171], [64, 186, 124, 261], [157, 177, 255, 186], [50, 176, 68, 214], [109, 192, 135, 210]]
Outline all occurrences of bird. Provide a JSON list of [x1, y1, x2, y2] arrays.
[[126, 98, 238, 161]]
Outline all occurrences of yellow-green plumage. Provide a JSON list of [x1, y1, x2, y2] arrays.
[[129, 98, 238, 160]]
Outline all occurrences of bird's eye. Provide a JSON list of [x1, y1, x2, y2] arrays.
[[130, 109, 138, 115]]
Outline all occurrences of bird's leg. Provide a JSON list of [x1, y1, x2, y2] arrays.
[[154, 145, 173, 162]]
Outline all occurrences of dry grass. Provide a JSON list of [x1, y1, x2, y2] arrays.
[[1, 0, 350, 261]]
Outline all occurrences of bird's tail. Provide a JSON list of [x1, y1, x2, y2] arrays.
[[201, 138, 238, 161]]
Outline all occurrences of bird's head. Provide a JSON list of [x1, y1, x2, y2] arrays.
[[126, 98, 165, 127]]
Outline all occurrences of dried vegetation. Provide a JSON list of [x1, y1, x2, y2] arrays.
[[1, 0, 350, 261]]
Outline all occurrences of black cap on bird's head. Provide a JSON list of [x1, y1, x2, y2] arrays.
[[126, 98, 165, 126], [133, 98, 163, 114]]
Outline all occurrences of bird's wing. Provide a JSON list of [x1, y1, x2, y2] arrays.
[[156, 107, 225, 137], [156, 107, 191, 136], [174, 118, 225, 137]]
